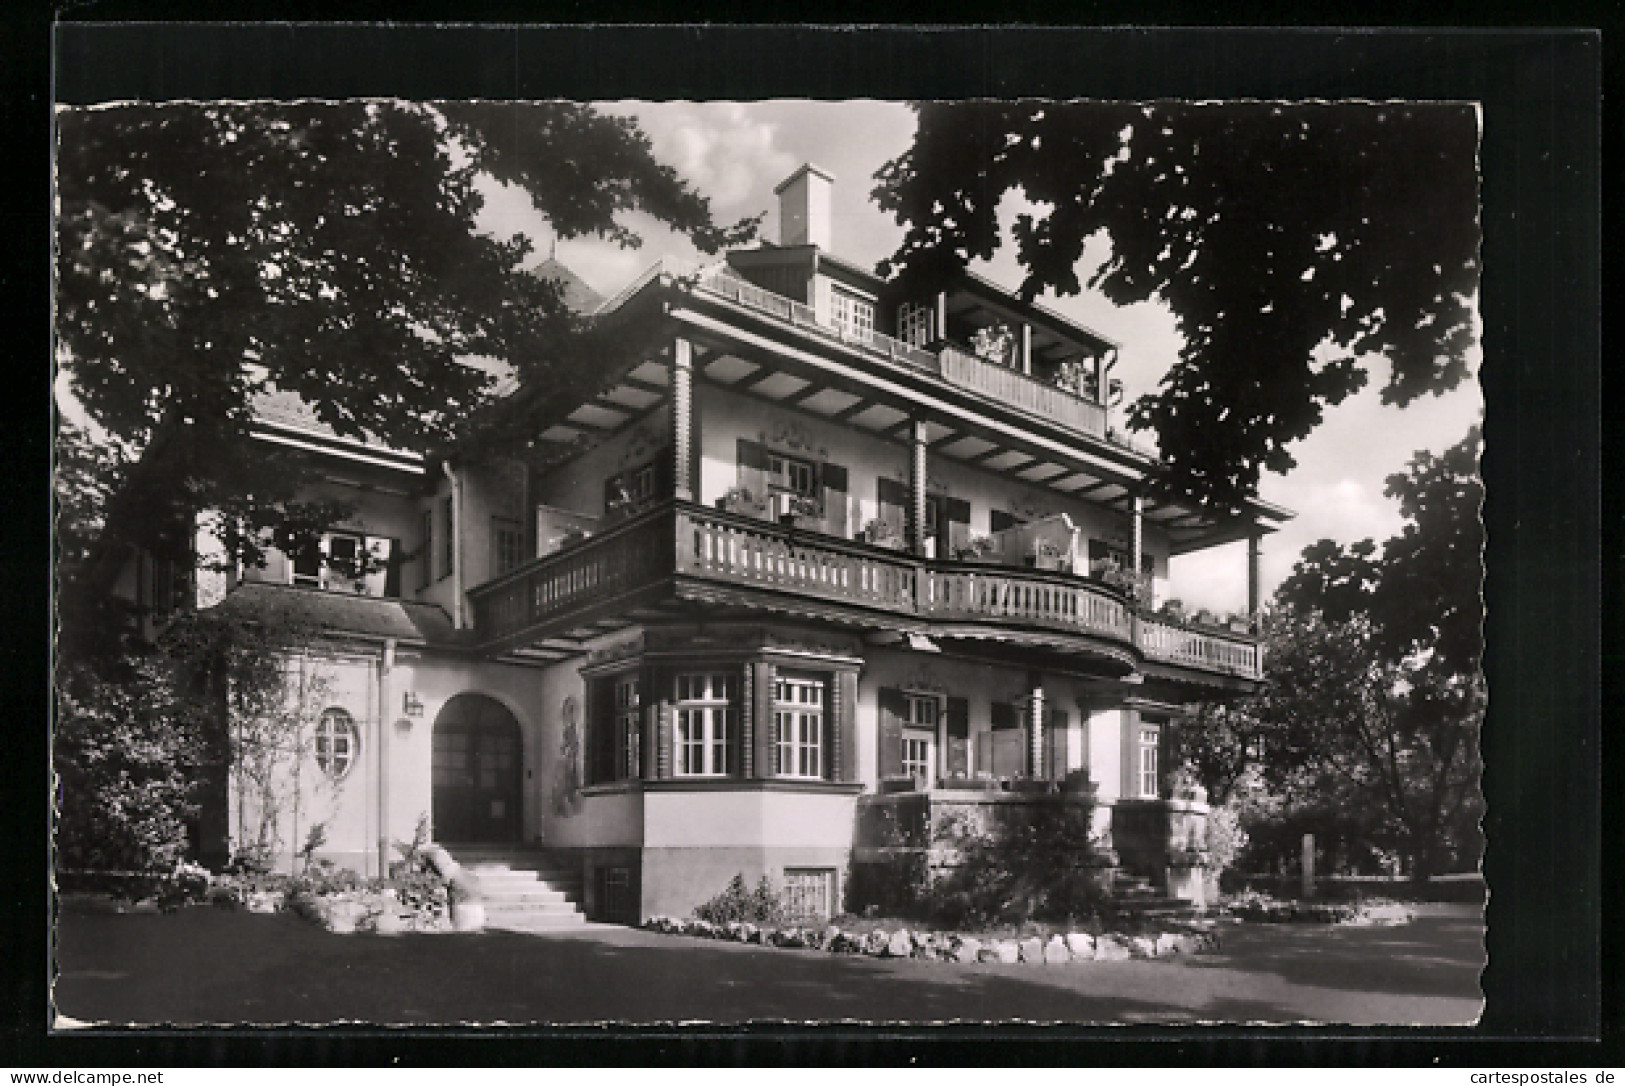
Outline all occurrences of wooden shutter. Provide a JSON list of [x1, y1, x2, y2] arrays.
[[820, 462, 849, 537], [876, 476, 908, 535], [991, 701, 1018, 730], [990, 509, 1019, 534], [1046, 707, 1069, 782], [836, 669, 859, 782], [942, 497, 971, 555], [877, 687, 906, 781], [752, 662, 775, 780], [737, 438, 769, 506], [383, 538, 402, 598], [944, 696, 970, 779]]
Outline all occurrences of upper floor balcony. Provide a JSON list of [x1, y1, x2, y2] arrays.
[[467, 499, 1265, 683], [689, 266, 1120, 447]]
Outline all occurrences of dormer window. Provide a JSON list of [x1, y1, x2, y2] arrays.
[[829, 285, 874, 343], [290, 530, 392, 596]]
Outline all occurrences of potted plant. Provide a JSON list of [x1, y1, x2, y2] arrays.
[[953, 534, 1000, 564], [717, 486, 766, 518], [858, 517, 902, 550], [778, 493, 822, 528]]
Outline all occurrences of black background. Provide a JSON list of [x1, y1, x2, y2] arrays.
[[8, 15, 1610, 1068]]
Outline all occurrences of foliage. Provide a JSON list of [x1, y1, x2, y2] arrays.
[[53, 652, 217, 876], [952, 533, 997, 560], [923, 802, 1108, 929], [55, 101, 756, 659], [389, 813, 433, 879], [718, 487, 767, 517], [874, 102, 1479, 511], [859, 517, 903, 546], [693, 874, 789, 925]]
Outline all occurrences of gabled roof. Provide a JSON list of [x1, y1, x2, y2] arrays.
[[205, 582, 464, 647]]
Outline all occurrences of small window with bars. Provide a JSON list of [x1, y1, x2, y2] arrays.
[[491, 516, 525, 576], [897, 301, 934, 348], [614, 674, 641, 780], [781, 868, 835, 922], [1138, 724, 1161, 798]]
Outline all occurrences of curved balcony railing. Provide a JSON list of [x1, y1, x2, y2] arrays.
[[469, 502, 1261, 679]]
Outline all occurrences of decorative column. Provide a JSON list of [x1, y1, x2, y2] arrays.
[[907, 419, 929, 556], [670, 338, 694, 502], [1247, 532, 1262, 622], [1027, 677, 1046, 781], [1018, 322, 1032, 376], [1130, 492, 1144, 598]]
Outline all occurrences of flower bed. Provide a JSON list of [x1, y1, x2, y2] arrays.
[[1223, 892, 1416, 926], [641, 915, 1222, 965]]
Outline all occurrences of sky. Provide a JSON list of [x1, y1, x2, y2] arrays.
[[476, 100, 1483, 615]]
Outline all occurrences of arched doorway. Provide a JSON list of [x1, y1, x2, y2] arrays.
[[431, 694, 523, 844]]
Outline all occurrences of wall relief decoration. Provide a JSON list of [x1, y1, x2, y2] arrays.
[[759, 422, 828, 462], [552, 694, 583, 817]]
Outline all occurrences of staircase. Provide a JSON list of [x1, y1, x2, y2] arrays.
[[448, 847, 586, 931], [1109, 870, 1203, 919]]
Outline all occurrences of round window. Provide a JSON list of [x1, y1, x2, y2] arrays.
[[315, 708, 359, 779]]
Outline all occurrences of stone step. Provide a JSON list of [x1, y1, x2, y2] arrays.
[[477, 886, 579, 905], [485, 912, 588, 932], [481, 897, 583, 916], [468, 868, 582, 886]]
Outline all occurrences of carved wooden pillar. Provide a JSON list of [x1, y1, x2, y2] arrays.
[[907, 419, 929, 556], [1247, 532, 1262, 621], [670, 337, 694, 502], [1027, 678, 1046, 780], [1130, 492, 1144, 592]]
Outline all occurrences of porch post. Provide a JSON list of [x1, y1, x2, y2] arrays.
[[670, 338, 694, 502], [907, 418, 929, 556], [1130, 492, 1144, 591], [1247, 531, 1262, 621], [1027, 676, 1045, 780]]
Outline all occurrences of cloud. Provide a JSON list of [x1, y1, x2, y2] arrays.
[[633, 103, 797, 209]]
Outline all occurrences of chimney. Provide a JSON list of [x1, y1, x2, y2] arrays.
[[774, 163, 835, 249]]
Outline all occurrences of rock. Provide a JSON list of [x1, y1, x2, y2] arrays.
[[1018, 937, 1045, 963], [723, 920, 745, 940], [954, 936, 983, 964], [832, 932, 863, 954], [245, 891, 281, 915], [820, 924, 842, 948], [1065, 932, 1095, 958], [1043, 937, 1071, 964], [1094, 935, 1131, 961], [977, 944, 1001, 963], [689, 919, 717, 939], [885, 930, 913, 957], [994, 939, 1021, 964], [1128, 935, 1158, 958], [865, 930, 890, 956], [1155, 933, 1182, 956]]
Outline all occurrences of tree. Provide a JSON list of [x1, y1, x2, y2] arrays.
[[55, 101, 755, 654], [873, 102, 1479, 511], [1179, 425, 1484, 878]]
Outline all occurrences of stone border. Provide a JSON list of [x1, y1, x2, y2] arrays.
[[641, 916, 1223, 964]]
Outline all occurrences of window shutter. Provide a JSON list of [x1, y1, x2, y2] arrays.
[[383, 538, 402, 598], [876, 476, 908, 535], [737, 438, 769, 508], [820, 462, 849, 537], [943, 497, 972, 555], [877, 686, 906, 781], [836, 670, 859, 782], [991, 701, 1017, 730], [990, 510, 1019, 534], [944, 696, 970, 779], [1046, 707, 1069, 782]]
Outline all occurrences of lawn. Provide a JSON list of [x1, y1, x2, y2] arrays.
[[52, 896, 1485, 1027]]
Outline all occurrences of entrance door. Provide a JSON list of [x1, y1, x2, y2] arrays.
[[431, 694, 522, 844]]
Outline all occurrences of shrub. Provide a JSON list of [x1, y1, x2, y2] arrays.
[[693, 874, 788, 925], [923, 802, 1109, 929]]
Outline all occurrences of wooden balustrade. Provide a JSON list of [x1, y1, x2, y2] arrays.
[[1134, 615, 1262, 677], [470, 502, 1261, 679], [939, 345, 1108, 437]]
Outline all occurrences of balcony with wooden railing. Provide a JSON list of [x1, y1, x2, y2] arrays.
[[468, 501, 1263, 681]]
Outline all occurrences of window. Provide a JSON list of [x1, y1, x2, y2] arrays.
[[675, 672, 738, 776], [830, 285, 875, 342], [768, 453, 819, 498], [897, 301, 933, 348], [1138, 724, 1161, 798], [773, 674, 826, 779], [901, 693, 939, 784], [291, 537, 322, 587], [782, 868, 836, 921], [315, 708, 359, 780], [440, 496, 454, 581], [606, 458, 662, 518], [614, 675, 641, 780], [491, 516, 525, 576], [290, 531, 386, 595]]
